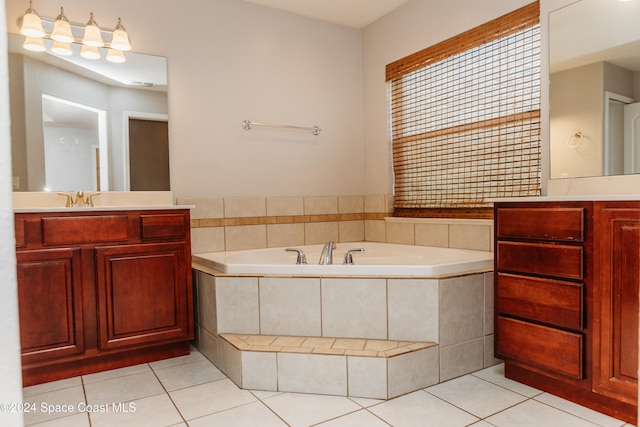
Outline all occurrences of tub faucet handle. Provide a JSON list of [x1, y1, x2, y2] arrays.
[[285, 248, 307, 265], [343, 248, 365, 265]]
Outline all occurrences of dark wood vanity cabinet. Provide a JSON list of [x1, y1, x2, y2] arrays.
[[495, 200, 639, 424], [15, 209, 193, 386]]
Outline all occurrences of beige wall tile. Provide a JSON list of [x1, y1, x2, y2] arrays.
[[196, 272, 218, 335], [304, 222, 339, 245], [225, 225, 267, 251], [449, 224, 492, 251], [364, 195, 389, 213], [388, 279, 439, 342], [216, 277, 259, 334], [259, 278, 321, 337], [364, 220, 386, 242], [415, 223, 449, 248], [386, 221, 415, 244], [484, 272, 494, 335], [191, 227, 225, 254], [179, 198, 224, 220], [388, 346, 439, 398], [339, 220, 365, 242], [338, 196, 364, 214], [304, 196, 338, 215], [267, 223, 305, 248], [218, 338, 243, 387], [277, 353, 347, 395], [241, 352, 277, 391], [224, 196, 266, 218], [439, 338, 484, 382], [439, 274, 484, 347], [266, 196, 304, 216], [321, 278, 387, 339], [347, 356, 388, 399]]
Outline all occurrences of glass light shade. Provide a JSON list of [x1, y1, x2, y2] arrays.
[[82, 13, 104, 47], [51, 8, 74, 43], [51, 40, 72, 56], [110, 18, 131, 51], [23, 36, 46, 52], [80, 44, 101, 59], [106, 48, 126, 63], [20, 9, 45, 38]]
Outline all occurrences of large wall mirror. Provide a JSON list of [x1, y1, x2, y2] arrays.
[[8, 32, 169, 192], [549, 0, 640, 179]]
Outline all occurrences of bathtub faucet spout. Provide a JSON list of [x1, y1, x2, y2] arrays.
[[319, 241, 336, 265]]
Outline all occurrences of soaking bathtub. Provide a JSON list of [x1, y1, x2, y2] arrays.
[[192, 241, 493, 277]]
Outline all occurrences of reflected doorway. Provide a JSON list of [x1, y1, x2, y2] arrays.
[[125, 114, 170, 191]]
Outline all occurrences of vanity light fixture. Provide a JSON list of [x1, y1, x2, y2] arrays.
[[17, 2, 132, 62]]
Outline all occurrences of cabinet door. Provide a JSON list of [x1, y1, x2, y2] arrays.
[[593, 205, 639, 404], [17, 248, 84, 364], [95, 242, 192, 351]]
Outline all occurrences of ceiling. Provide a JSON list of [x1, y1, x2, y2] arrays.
[[242, 0, 411, 28]]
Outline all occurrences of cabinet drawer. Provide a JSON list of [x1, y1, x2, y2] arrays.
[[496, 207, 585, 241], [497, 273, 583, 329], [497, 241, 583, 280], [15, 218, 26, 248], [42, 215, 128, 245], [497, 316, 583, 380], [141, 214, 187, 240]]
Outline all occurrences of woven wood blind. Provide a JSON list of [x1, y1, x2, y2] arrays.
[[387, 1, 541, 211]]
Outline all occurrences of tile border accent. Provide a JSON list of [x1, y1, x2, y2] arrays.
[[191, 213, 387, 228]]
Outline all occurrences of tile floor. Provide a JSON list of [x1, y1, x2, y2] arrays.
[[21, 348, 633, 427]]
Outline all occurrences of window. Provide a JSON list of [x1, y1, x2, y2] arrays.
[[387, 2, 541, 217]]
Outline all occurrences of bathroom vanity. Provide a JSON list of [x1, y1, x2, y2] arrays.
[[14, 206, 193, 386], [494, 198, 639, 424]]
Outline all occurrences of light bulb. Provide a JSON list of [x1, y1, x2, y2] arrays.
[[51, 7, 74, 43], [23, 36, 46, 52], [106, 48, 126, 63], [20, 1, 45, 38], [80, 44, 101, 59], [51, 40, 72, 56], [82, 12, 104, 47], [110, 18, 131, 51]]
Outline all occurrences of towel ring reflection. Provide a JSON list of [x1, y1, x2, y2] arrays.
[[566, 131, 584, 148]]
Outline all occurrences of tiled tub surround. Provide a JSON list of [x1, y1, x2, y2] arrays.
[[191, 267, 497, 400], [178, 195, 494, 254]]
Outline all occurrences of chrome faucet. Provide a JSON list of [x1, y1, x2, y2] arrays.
[[319, 241, 336, 265]]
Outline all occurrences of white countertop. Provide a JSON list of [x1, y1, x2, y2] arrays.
[[14, 205, 195, 214]]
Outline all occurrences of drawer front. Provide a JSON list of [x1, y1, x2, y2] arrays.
[[141, 214, 187, 240], [15, 217, 26, 248], [497, 241, 583, 280], [42, 215, 129, 245], [497, 316, 583, 380], [496, 207, 585, 241], [496, 273, 583, 329]]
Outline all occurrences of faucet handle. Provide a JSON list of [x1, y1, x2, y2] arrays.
[[57, 192, 73, 208], [86, 192, 101, 207], [343, 248, 365, 265], [285, 248, 307, 265]]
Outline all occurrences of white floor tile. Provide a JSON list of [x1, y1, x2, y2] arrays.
[[261, 392, 361, 427], [188, 401, 288, 427], [89, 393, 183, 427], [23, 385, 86, 426], [23, 377, 82, 398], [315, 409, 392, 426], [153, 359, 226, 391], [26, 412, 90, 427], [471, 364, 542, 398], [82, 363, 152, 385], [486, 399, 603, 427], [169, 378, 257, 420], [534, 393, 628, 427], [349, 396, 385, 408], [426, 374, 527, 418], [149, 350, 206, 370], [368, 390, 479, 427], [84, 371, 165, 406]]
